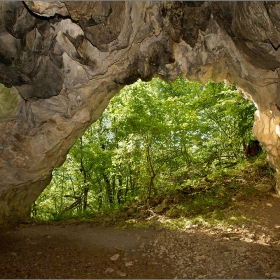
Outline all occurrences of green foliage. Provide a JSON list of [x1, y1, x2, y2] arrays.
[[34, 77, 257, 221], [117, 157, 273, 230]]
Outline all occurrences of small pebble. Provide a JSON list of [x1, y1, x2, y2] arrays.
[[117, 271, 126, 277], [125, 261, 133, 267], [105, 268, 114, 274], [110, 254, 120, 261]]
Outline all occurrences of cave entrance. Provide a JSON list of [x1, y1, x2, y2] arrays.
[[32, 77, 266, 222]]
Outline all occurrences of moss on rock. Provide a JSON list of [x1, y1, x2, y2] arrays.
[[0, 84, 20, 121]]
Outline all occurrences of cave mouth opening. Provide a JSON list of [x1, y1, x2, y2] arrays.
[[32, 77, 266, 223]]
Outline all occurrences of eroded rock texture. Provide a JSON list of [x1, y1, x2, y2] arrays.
[[1, 1, 280, 225]]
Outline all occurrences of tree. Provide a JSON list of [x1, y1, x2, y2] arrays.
[[34, 77, 256, 219]]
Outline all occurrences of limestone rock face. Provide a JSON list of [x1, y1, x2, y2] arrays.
[[1, 1, 280, 224]]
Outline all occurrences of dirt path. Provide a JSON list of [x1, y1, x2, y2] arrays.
[[0, 193, 280, 279]]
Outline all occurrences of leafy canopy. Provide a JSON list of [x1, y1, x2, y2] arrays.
[[34, 77, 256, 220]]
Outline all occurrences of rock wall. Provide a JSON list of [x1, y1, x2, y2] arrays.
[[1, 1, 280, 225]]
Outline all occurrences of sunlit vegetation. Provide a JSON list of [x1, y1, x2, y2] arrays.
[[33, 77, 269, 225]]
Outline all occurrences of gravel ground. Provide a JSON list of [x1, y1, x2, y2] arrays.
[[0, 192, 279, 279]]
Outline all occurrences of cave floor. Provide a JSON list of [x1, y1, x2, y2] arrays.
[[0, 192, 280, 279]]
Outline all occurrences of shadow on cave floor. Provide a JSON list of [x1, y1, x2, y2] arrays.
[[0, 192, 280, 279]]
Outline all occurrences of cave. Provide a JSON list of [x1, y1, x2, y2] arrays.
[[1, 1, 280, 226]]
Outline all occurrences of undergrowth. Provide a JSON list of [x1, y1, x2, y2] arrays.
[[112, 154, 275, 229], [35, 154, 276, 230]]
